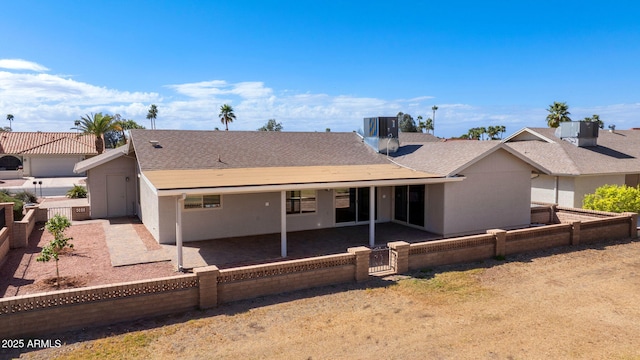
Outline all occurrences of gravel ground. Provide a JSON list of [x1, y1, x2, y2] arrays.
[[0, 222, 176, 297]]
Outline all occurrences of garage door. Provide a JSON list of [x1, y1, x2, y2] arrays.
[[30, 157, 81, 177]]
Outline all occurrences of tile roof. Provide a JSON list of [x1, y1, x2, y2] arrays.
[[0, 132, 97, 155], [504, 127, 640, 175], [130, 130, 389, 171]]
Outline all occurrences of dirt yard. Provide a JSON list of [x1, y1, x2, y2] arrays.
[[6, 237, 640, 359], [0, 221, 175, 297]]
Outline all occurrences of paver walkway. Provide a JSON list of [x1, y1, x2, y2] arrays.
[[102, 220, 170, 267]]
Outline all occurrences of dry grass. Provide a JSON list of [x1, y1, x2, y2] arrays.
[[12, 239, 640, 359]]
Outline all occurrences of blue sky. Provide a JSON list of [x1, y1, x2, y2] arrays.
[[1, 1, 639, 138]]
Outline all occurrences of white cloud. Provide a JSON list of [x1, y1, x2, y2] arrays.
[[0, 59, 49, 72], [2, 60, 639, 137]]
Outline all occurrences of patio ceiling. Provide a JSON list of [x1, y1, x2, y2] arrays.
[[144, 164, 459, 196]]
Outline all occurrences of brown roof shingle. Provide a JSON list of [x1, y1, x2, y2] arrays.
[[130, 130, 389, 171], [505, 128, 640, 175]]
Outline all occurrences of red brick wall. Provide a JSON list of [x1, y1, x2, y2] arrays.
[[505, 224, 572, 255], [0, 227, 9, 267], [408, 234, 495, 269], [217, 254, 356, 303]]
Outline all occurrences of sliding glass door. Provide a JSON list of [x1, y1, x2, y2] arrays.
[[394, 185, 425, 227], [335, 187, 376, 224]]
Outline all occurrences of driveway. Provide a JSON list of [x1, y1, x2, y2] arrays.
[[0, 176, 86, 197]]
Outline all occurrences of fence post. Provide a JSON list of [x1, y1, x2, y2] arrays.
[[347, 246, 371, 282], [570, 221, 581, 245], [487, 229, 506, 257], [388, 241, 410, 274], [0, 203, 15, 248], [193, 265, 220, 309], [622, 212, 638, 239]]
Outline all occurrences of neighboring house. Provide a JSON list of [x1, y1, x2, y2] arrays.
[[74, 128, 546, 249], [391, 137, 545, 237], [504, 122, 640, 208], [0, 132, 97, 178]]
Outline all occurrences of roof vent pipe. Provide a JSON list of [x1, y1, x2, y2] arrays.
[[608, 124, 616, 133]]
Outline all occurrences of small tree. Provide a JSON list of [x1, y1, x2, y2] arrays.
[[37, 215, 73, 287], [583, 184, 640, 213], [258, 119, 283, 131]]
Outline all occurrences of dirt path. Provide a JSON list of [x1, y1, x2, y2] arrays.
[[10, 238, 640, 359]]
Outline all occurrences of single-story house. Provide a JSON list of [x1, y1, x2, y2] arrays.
[[504, 122, 640, 208], [0, 132, 97, 178], [75, 126, 547, 254]]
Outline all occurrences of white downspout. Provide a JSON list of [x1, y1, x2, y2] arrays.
[[554, 176, 559, 204], [176, 193, 186, 272]]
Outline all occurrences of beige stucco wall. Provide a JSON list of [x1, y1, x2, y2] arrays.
[[139, 174, 161, 242], [155, 186, 393, 244], [441, 149, 533, 237], [532, 174, 626, 208], [86, 156, 137, 218], [531, 174, 557, 204], [573, 174, 625, 208], [425, 183, 445, 234], [376, 186, 392, 222]]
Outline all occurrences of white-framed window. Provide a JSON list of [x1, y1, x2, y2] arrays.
[[286, 190, 316, 214], [184, 194, 221, 209]]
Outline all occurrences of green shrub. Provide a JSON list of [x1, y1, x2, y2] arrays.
[[583, 184, 640, 213], [13, 191, 38, 204], [0, 192, 24, 220], [66, 185, 87, 199]]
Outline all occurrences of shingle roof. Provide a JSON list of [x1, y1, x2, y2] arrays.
[[391, 140, 502, 176], [0, 132, 97, 155], [130, 130, 389, 171], [504, 127, 640, 175], [74, 143, 132, 173], [398, 132, 442, 143]]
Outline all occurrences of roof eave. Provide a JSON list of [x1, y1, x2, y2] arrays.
[[155, 176, 464, 196]]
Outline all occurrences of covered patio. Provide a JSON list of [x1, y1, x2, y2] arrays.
[[160, 222, 441, 270]]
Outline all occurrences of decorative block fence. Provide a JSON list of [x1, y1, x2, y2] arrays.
[[0, 206, 637, 339]]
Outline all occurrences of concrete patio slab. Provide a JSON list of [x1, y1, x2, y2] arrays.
[[161, 223, 441, 270], [102, 219, 171, 267]]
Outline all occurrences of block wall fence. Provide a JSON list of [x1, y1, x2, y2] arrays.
[[0, 207, 637, 339]]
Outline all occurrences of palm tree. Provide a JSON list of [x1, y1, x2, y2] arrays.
[[114, 119, 145, 144], [146, 104, 158, 129], [431, 105, 438, 136], [487, 126, 500, 140], [584, 114, 604, 129], [219, 104, 236, 131], [546, 101, 572, 128], [498, 125, 506, 139], [6, 114, 14, 131], [425, 118, 434, 134], [74, 113, 115, 154]]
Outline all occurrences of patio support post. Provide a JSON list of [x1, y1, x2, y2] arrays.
[[369, 185, 375, 247], [176, 194, 186, 272], [281, 190, 287, 257]]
